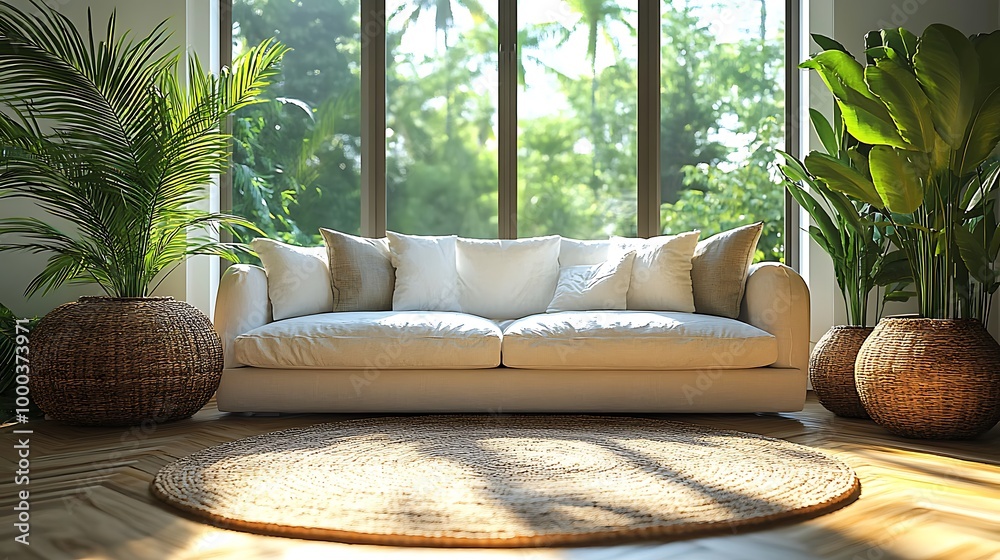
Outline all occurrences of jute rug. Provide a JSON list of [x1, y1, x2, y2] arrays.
[[151, 415, 860, 547]]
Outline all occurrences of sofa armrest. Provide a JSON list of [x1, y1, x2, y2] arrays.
[[738, 262, 810, 371], [215, 264, 272, 369]]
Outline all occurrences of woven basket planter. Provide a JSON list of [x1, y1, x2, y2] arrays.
[[810, 326, 873, 418], [855, 318, 1000, 440], [30, 297, 223, 426]]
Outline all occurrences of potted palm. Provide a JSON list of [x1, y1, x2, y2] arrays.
[[0, 1, 286, 425], [801, 25, 1000, 439], [777, 105, 911, 419]]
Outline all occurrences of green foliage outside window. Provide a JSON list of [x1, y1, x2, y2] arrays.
[[231, 0, 786, 262]]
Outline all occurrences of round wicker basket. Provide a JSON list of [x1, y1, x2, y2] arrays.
[[30, 297, 223, 426], [810, 326, 873, 418], [855, 318, 1000, 440]]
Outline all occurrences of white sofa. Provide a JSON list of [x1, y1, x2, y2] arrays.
[[213, 251, 810, 414]]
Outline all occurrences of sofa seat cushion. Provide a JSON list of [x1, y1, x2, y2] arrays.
[[234, 311, 502, 369], [501, 311, 777, 370]]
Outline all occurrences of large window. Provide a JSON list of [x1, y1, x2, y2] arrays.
[[657, 0, 786, 261], [230, 0, 788, 261], [231, 0, 362, 245], [517, 1, 639, 239], [385, 1, 500, 237]]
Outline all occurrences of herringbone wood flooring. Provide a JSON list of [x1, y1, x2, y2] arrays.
[[1, 394, 999, 560]]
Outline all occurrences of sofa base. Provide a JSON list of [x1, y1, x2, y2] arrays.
[[216, 367, 807, 414]]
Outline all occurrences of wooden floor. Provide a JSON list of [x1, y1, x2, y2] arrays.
[[1, 394, 999, 560]]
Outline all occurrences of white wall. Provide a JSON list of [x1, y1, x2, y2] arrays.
[[0, 0, 218, 319], [802, 0, 1000, 344]]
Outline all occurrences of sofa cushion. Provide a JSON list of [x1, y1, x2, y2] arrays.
[[234, 311, 501, 369], [546, 251, 635, 312], [319, 228, 394, 312], [691, 222, 764, 318], [456, 236, 561, 320], [501, 311, 777, 370], [558, 238, 614, 266], [386, 232, 462, 312], [251, 238, 333, 321], [611, 230, 701, 312]]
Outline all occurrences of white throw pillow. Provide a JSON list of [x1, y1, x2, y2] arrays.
[[386, 232, 462, 312], [612, 230, 701, 312], [251, 238, 333, 321], [456, 236, 561, 320], [547, 251, 636, 312], [558, 238, 614, 266]]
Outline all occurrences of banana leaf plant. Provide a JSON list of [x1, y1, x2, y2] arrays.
[[0, 1, 285, 298], [800, 25, 1000, 323], [778, 107, 911, 327]]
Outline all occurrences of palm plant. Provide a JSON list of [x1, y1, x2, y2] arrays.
[[0, 0, 287, 298]]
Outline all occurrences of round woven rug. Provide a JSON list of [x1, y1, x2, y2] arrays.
[[151, 415, 860, 547]]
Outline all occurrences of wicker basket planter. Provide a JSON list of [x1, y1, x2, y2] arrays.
[[30, 297, 223, 426], [810, 326, 873, 418], [855, 318, 1000, 440]]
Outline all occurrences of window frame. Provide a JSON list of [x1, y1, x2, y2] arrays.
[[220, 0, 800, 262]]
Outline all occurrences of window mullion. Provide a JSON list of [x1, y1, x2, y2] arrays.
[[637, 0, 661, 239], [361, 0, 387, 238], [498, 0, 517, 239], [784, 0, 801, 270]]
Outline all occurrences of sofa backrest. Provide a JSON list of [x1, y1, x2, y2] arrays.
[[249, 224, 764, 322]]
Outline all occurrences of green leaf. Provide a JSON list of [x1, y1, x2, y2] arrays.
[[884, 290, 917, 302], [865, 46, 900, 64], [874, 249, 912, 285], [810, 109, 840, 156], [864, 57, 936, 151], [990, 222, 1000, 260], [802, 51, 912, 148], [847, 147, 872, 180], [955, 226, 997, 285], [957, 31, 1000, 175], [832, 192, 868, 236], [811, 33, 851, 55], [807, 225, 835, 257], [868, 146, 925, 214], [804, 152, 884, 209], [780, 173, 843, 258], [864, 30, 884, 65], [961, 161, 1000, 212], [913, 24, 979, 150], [776, 150, 809, 182], [882, 28, 919, 66]]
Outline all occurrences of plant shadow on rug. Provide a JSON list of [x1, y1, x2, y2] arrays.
[[151, 415, 861, 547]]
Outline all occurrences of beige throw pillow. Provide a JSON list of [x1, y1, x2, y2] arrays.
[[691, 222, 764, 318], [319, 228, 394, 312]]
